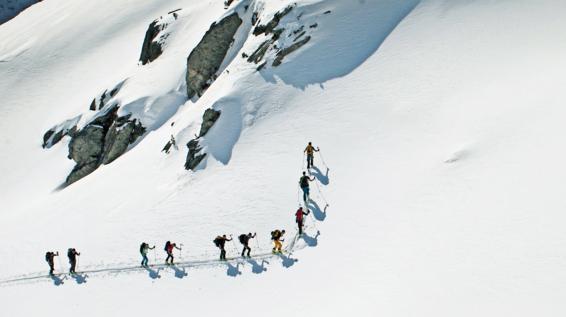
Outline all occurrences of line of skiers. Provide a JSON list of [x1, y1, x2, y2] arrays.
[[45, 142, 322, 273], [45, 248, 80, 276]]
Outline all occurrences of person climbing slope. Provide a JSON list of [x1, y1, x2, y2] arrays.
[[45, 251, 58, 276], [67, 248, 81, 274], [304, 142, 320, 169], [213, 234, 232, 261], [271, 229, 286, 253], [164, 241, 181, 265], [140, 242, 155, 267], [299, 171, 315, 203], [295, 207, 310, 235], [238, 232, 257, 258]]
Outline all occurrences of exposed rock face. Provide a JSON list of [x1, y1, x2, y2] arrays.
[[186, 13, 242, 99], [273, 36, 311, 67], [102, 117, 145, 165], [65, 106, 146, 185], [252, 5, 293, 36], [140, 20, 165, 65], [199, 109, 221, 137], [184, 139, 206, 171], [184, 108, 221, 171], [42, 116, 81, 149], [248, 40, 272, 64]]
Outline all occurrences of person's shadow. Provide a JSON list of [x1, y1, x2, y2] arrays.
[[302, 230, 321, 247], [226, 262, 242, 277], [311, 166, 330, 185], [50, 274, 66, 286], [309, 200, 327, 221], [172, 265, 188, 279], [278, 253, 298, 268], [71, 273, 88, 284], [247, 258, 268, 274], [145, 267, 161, 279]]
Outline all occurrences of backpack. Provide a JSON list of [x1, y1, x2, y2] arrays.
[[164, 241, 170, 252], [45, 252, 51, 262], [238, 234, 247, 244], [67, 248, 74, 258], [140, 243, 147, 253], [213, 236, 222, 247], [300, 176, 309, 188]]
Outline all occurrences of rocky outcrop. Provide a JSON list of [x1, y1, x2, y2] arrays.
[[199, 109, 221, 137], [140, 20, 166, 65], [65, 106, 146, 185], [273, 36, 311, 67], [184, 109, 221, 171], [186, 13, 242, 99], [101, 116, 145, 164], [252, 5, 293, 36], [247, 40, 272, 64], [184, 139, 206, 171], [42, 115, 81, 149]]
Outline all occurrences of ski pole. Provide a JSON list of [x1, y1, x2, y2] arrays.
[[254, 233, 260, 252], [317, 148, 328, 169], [57, 252, 63, 274], [76, 255, 80, 273]]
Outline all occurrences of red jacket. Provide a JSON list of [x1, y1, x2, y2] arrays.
[[296, 209, 307, 222]]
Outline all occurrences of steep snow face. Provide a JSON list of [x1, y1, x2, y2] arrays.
[[0, 0, 38, 24], [2, 0, 566, 316]]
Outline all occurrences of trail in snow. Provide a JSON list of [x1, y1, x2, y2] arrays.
[[0, 228, 310, 287]]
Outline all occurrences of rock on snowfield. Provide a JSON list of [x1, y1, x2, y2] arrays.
[[186, 12, 242, 99]]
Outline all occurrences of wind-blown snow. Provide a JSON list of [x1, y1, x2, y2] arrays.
[[1, 0, 566, 316]]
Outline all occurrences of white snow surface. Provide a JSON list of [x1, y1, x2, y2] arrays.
[[1, 0, 566, 316]]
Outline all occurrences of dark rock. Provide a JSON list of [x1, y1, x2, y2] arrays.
[[257, 62, 267, 71], [89, 98, 96, 111], [294, 31, 306, 42], [101, 118, 145, 165], [324, 10, 331, 14], [140, 20, 165, 65], [184, 139, 207, 170], [42, 130, 55, 148], [309, 23, 318, 29], [65, 106, 146, 185], [184, 108, 221, 171], [247, 40, 272, 64], [272, 28, 284, 41], [186, 13, 242, 99], [42, 125, 79, 149], [91, 105, 119, 130], [242, 52, 249, 59], [224, 0, 235, 8], [199, 109, 221, 137], [273, 36, 311, 67], [253, 5, 293, 36], [68, 125, 105, 164], [251, 12, 259, 25], [66, 161, 100, 186], [293, 26, 305, 35]]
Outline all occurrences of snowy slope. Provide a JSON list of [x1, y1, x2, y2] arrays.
[[2, 0, 566, 316]]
